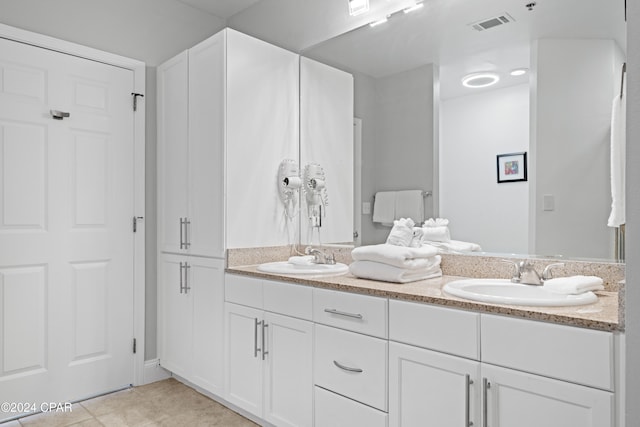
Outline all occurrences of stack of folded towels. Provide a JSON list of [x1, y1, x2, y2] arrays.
[[349, 218, 442, 283], [542, 275, 605, 295]]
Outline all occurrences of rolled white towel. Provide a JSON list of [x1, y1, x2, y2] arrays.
[[386, 218, 416, 247], [542, 275, 604, 295], [349, 260, 442, 284], [351, 244, 439, 269], [423, 218, 449, 227], [418, 226, 451, 243]]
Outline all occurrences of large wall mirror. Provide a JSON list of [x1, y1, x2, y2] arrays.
[[297, 0, 626, 261]]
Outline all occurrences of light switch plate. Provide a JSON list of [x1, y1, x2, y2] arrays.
[[362, 202, 371, 215], [543, 194, 555, 211]]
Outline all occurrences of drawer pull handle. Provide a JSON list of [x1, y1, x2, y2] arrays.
[[333, 360, 363, 373], [324, 308, 363, 319]]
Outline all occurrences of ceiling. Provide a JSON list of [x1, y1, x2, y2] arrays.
[[176, 0, 263, 19]]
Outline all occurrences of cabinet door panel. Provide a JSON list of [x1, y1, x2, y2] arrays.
[[483, 364, 613, 427], [157, 52, 189, 253], [263, 312, 313, 427], [225, 303, 263, 417], [190, 258, 225, 394], [389, 341, 480, 427], [188, 34, 225, 258], [315, 387, 387, 427], [159, 254, 192, 377]]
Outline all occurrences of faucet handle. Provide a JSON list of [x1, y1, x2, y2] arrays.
[[542, 262, 565, 281]]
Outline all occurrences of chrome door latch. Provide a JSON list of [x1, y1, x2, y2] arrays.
[[50, 110, 70, 120]]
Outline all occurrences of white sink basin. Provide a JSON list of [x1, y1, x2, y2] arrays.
[[257, 261, 349, 276], [443, 278, 598, 307]]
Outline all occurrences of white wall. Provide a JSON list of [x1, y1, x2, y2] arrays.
[[533, 39, 620, 259], [440, 84, 530, 254]]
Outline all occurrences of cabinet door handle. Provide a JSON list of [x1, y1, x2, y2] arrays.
[[179, 218, 185, 249], [324, 308, 363, 319], [483, 377, 490, 427], [184, 218, 191, 248], [183, 262, 190, 294], [465, 374, 474, 427], [262, 322, 269, 360], [254, 319, 262, 358], [333, 360, 363, 373], [179, 262, 184, 293]]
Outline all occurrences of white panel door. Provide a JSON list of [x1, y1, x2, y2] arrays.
[[482, 364, 614, 427], [0, 38, 134, 415], [263, 312, 313, 427], [389, 341, 480, 427]]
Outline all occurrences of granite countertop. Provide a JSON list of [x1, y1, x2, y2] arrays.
[[226, 265, 620, 332]]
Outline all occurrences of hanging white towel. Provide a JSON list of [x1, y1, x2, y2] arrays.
[[373, 191, 396, 226], [608, 94, 626, 227], [395, 190, 424, 224]]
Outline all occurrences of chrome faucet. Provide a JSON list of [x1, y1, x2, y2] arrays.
[[503, 260, 565, 286], [305, 246, 336, 265]]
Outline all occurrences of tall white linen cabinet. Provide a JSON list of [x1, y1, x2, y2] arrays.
[[157, 29, 300, 396]]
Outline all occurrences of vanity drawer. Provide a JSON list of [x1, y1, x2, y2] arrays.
[[314, 324, 388, 411], [313, 288, 388, 338], [481, 314, 614, 390], [314, 386, 388, 427], [263, 279, 312, 321], [389, 299, 480, 359], [225, 274, 263, 308]]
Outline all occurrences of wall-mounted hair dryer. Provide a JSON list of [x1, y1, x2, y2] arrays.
[[303, 162, 329, 229], [278, 159, 301, 219]]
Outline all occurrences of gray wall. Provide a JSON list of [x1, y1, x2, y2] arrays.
[[356, 65, 436, 245], [626, 0, 639, 422]]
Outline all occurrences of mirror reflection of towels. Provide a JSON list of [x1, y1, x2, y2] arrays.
[[373, 191, 396, 225], [395, 190, 424, 224]]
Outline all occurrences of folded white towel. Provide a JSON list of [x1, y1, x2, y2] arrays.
[[349, 260, 442, 283], [543, 275, 605, 295], [386, 218, 416, 247], [395, 190, 424, 224], [373, 191, 396, 226], [351, 244, 439, 269], [288, 255, 315, 265]]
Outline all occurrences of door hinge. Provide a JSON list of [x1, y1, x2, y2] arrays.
[[133, 216, 144, 232], [133, 338, 137, 354], [131, 92, 144, 111]]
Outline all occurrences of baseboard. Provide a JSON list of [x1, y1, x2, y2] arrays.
[[143, 358, 171, 385]]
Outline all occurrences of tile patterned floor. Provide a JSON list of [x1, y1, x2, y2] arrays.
[[3, 378, 258, 427]]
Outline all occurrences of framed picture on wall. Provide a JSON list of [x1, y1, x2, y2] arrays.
[[496, 152, 527, 183]]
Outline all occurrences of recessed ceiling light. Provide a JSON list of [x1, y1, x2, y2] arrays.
[[403, 3, 424, 13], [369, 16, 389, 27], [510, 68, 528, 76], [461, 72, 500, 88], [348, 0, 369, 16]]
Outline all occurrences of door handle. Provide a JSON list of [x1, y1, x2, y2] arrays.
[[179, 262, 184, 294], [50, 110, 70, 120], [183, 262, 190, 294], [465, 374, 474, 427], [179, 218, 185, 249], [483, 377, 490, 427], [254, 319, 262, 358], [333, 360, 363, 373], [262, 322, 269, 360]]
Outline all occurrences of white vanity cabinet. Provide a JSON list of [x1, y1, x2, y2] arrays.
[[224, 274, 313, 427], [312, 288, 389, 426], [158, 254, 225, 394], [388, 299, 616, 427]]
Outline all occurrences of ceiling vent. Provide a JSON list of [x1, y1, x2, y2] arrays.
[[470, 13, 515, 31]]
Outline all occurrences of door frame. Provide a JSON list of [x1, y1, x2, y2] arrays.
[[0, 23, 147, 386]]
